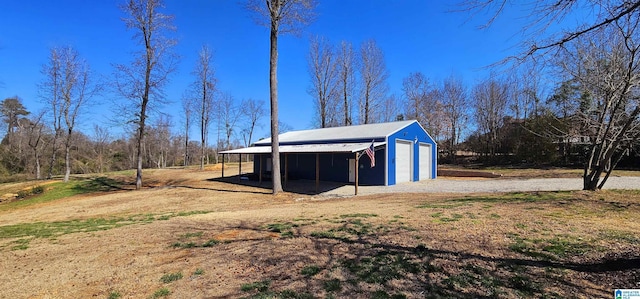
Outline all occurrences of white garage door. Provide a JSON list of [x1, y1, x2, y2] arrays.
[[419, 143, 432, 180], [395, 140, 412, 183]]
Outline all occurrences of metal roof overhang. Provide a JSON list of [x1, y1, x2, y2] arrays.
[[220, 142, 386, 155]]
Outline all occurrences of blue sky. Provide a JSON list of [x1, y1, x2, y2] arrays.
[[0, 0, 529, 141]]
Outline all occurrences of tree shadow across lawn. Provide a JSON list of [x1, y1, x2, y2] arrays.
[[207, 175, 349, 195], [214, 217, 640, 298], [71, 176, 128, 193]]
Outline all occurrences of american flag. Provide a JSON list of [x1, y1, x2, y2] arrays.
[[365, 141, 375, 168]]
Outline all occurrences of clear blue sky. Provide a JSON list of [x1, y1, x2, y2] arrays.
[[0, 0, 528, 141]]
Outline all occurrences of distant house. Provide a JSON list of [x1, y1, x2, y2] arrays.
[[220, 120, 437, 186]]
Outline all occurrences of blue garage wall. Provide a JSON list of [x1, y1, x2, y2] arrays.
[[387, 121, 437, 185], [357, 149, 385, 185]]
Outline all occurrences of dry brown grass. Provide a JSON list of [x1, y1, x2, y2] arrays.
[[0, 167, 638, 298]]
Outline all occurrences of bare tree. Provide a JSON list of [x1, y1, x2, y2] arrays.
[[148, 114, 171, 169], [402, 72, 430, 124], [423, 88, 447, 142], [92, 125, 111, 173], [358, 39, 389, 124], [442, 75, 468, 160], [278, 120, 293, 134], [181, 94, 193, 167], [40, 48, 63, 179], [217, 93, 241, 151], [247, 0, 317, 194], [379, 94, 401, 123], [115, 0, 177, 189], [473, 77, 510, 159], [336, 41, 356, 126], [402, 72, 446, 141], [240, 98, 266, 147], [53, 47, 98, 182], [307, 36, 338, 128], [462, 0, 640, 189], [460, 1, 640, 59], [556, 20, 640, 190], [190, 45, 217, 170], [25, 111, 46, 179]]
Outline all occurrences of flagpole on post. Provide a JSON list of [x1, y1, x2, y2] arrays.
[[355, 141, 376, 196]]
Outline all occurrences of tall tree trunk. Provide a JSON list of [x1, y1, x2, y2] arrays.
[[34, 151, 41, 180], [270, 21, 283, 194], [364, 89, 370, 124], [136, 94, 148, 190], [200, 96, 206, 170], [64, 133, 71, 182], [343, 89, 350, 126], [47, 129, 59, 179], [136, 122, 145, 190], [136, 22, 153, 190], [184, 124, 189, 167]]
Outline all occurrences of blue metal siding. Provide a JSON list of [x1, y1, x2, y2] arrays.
[[357, 149, 385, 185], [387, 121, 437, 185], [387, 138, 397, 185]]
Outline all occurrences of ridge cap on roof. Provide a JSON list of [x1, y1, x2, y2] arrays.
[[255, 120, 417, 145]]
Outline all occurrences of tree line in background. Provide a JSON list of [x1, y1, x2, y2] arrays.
[[1, 0, 639, 191], [304, 33, 640, 175], [0, 94, 265, 183], [0, 0, 268, 185]]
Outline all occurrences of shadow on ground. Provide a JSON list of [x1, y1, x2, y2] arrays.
[[71, 177, 128, 193], [179, 215, 639, 298], [206, 175, 353, 195]]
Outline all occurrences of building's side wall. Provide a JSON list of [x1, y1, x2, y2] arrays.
[[355, 149, 385, 185], [252, 151, 385, 185], [387, 121, 437, 185]]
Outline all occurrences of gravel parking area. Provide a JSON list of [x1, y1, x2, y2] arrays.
[[319, 176, 640, 197]]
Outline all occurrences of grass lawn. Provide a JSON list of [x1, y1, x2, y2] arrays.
[[0, 168, 638, 298]]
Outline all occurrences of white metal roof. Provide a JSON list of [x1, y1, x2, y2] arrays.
[[220, 142, 386, 154], [254, 120, 417, 145]]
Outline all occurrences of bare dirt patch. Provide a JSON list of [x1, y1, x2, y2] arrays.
[[1, 167, 639, 298]]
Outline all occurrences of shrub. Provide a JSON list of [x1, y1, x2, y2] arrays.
[[31, 185, 44, 194], [16, 190, 29, 199], [160, 272, 183, 283]]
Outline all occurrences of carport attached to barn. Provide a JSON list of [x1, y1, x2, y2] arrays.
[[220, 142, 385, 194]]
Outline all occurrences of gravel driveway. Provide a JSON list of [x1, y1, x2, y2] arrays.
[[320, 176, 640, 197]]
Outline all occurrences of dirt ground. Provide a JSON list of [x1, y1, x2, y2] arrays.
[[1, 167, 639, 298]]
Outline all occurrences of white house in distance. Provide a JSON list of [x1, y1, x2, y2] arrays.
[[220, 120, 437, 191]]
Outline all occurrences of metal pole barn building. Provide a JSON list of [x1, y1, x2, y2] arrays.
[[220, 120, 437, 193]]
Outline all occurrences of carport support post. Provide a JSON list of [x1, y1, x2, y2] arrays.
[[355, 153, 360, 195], [315, 153, 320, 194], [239, 154, 242, 182], [284, 153, 288, 188], [222, 154, 225, 178], [259, 155, 263, 184]]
